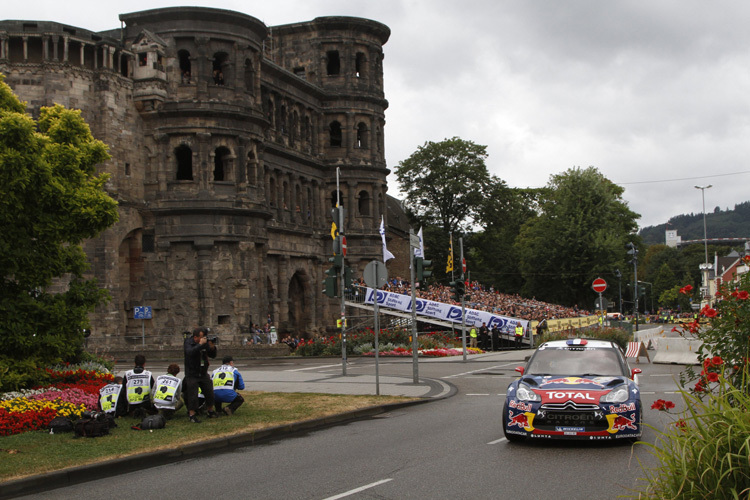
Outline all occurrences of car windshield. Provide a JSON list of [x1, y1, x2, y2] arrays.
[[526, 347, 624, 377]]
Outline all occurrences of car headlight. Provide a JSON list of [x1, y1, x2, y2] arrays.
[[516, 382, 541, 402], [600, 385, 629, 403]]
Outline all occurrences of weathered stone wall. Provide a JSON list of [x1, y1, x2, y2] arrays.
[[0, 8, 400, 350]]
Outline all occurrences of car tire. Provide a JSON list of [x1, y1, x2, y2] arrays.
[[502, 403, 525, 443]]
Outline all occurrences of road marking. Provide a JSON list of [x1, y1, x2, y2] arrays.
[[466, 393, 490, 396], [487, 437, 507, 445], [285, 364, 341, 372], [445, 362, 519, 379], [322, 479, 393, 500], [650, 374, 678, 377]]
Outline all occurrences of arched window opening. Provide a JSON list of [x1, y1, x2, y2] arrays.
[[214, 146, 231, 181], [290, 110, 299, 146], [175, 145, 193, 180], [279, 105, 287, 134], [329, 121, 342, 147], [212, 52, 228, 85], [326, 50, 340, 76], [283, 181, 290, 210], [178, 49, 191, 83], [355, 52, 366, 78], [295, 185, 302, 213], [264, 98, 274, 125], [358, 190, 371, 216], [356, 122, 368, 149]]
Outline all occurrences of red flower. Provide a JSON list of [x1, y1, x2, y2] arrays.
[[706, 372, 719, 383], [675, 419, 687, 430], [703, 358, 713, 370], [699, 305, 717, 318], [712, 356, 723, 366], [679, 285, 693, 295], [738, 291, 749, 300], [694, 381, 706, 392]]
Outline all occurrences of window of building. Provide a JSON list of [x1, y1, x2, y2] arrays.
[[355, 52, 366, 78], [358, 190, 370, 216], [212, 52, 228, 85], [214, 146, 231, 181], [326, 50, 340, 76], [294, 67, 306, 78], [125, 163, 131, 176], [329, 121, 342, 147], [178, 49, 191, 83], [138, 53, 147, 67], [175, 145, 193, 180], [244, 58, 254, 92], [356, 122, 368, 149]]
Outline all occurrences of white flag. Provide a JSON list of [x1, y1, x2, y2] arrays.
[[379, 216, 395, 262], [413, 227, 424, 258]]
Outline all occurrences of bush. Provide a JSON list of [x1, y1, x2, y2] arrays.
[[636, 364, 750, 498]]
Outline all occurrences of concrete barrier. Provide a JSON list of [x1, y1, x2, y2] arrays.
[[634, 327, 665, 350], [652, 337, 702, 365]]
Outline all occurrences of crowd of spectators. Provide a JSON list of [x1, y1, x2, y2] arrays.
[[367, 277, 587, 322]]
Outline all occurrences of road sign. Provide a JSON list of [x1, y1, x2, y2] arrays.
[[462, 258, 466, 274], [134, 306, 152, 320], [363, 260, 388, 289], [341, 235, 347, 257], [594, 297, 609, 310], [592, 278, 608, 293]]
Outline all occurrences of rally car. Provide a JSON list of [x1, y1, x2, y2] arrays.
[[503, 338, 642, 442]]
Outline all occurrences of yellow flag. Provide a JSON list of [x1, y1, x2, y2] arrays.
[[331, 221, 338, 240], [446, 238, 454, 273]]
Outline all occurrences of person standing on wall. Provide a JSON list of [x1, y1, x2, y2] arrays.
[[183, 327, 219, 423]]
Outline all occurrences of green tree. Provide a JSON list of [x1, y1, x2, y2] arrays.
[[396, 137, 494, 234], [470, 186, 542, 293], [515, 167, 640, 307], [0, 75, 118, 390]]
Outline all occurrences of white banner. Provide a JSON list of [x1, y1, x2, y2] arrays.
[[364, 288, 528, 334]]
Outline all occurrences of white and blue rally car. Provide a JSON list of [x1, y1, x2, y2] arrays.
[[503, 338, 642, 442]]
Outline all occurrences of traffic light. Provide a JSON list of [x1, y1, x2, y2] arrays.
[[344, 266, 353, 290], [323, 266, 338, 298], [626, 242, 638, 264], [416, 257, 432, 281], [328, 253, 343, 270], [450, 281, 460, 301], [457, 280, 465, 296]]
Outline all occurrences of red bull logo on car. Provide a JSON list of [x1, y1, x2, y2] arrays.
[[606, 413, 637, 433], [507, 410, 535, 431]]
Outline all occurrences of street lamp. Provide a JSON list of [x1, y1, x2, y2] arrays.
[[695, 185, 713, 305]]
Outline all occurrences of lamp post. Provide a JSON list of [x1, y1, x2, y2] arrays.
[[695, 185, 713, 305]]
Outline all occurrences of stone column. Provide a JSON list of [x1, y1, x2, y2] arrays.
[[347, 181, 356, 231], [195, 239, 214, 326], [62, 36, 69, 63], [22, 36, 28, 61], [277, 255, 290, 330], [52, 35, 59, 61]]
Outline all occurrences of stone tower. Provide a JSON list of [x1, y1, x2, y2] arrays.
[[0, 7, 392, 347]]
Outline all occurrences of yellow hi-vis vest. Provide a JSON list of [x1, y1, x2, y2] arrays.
[[515, 325, 523, 337]]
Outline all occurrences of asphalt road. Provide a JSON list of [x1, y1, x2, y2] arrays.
[[16, 348, 688, 500]]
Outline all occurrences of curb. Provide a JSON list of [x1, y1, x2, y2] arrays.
[[0, 396, 445, 499]]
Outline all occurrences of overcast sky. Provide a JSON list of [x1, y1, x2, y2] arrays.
[[5, 1, 750, 229]]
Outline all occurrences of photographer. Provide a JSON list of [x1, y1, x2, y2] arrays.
[[212, 355, 245, 416], [183, 327, 219, 423]]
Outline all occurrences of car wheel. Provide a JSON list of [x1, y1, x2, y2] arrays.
[[502, 403, 525, 443]]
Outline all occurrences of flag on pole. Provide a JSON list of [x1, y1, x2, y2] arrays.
[[413, 227, 424, 258], [330, 221, 338, 240], [446, 234, 454, 273], [379, 216, 395, 262]]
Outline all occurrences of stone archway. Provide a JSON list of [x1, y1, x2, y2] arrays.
[[287, 272, 308, 334]]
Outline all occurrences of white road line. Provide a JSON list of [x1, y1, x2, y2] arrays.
[[285, 363, 342, 372], [322, 479, 393, 500], [445, 362, 519, 379], [466, 393, 490, 396], [487, 437, 507, 445]]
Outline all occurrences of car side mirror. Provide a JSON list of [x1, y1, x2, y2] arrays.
[[515, 366, 525, 375]]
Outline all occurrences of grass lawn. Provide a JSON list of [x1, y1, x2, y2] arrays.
[[0, 391, 410, 482]]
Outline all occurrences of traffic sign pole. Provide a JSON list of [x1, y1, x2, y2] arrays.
[[591, 278, 607, 327]]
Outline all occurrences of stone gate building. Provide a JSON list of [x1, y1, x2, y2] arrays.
[[0, 7, 399, 348]]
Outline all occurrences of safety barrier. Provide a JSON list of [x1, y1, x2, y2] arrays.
[[634, 327, 666, 350], [652, 337, 702, 365]]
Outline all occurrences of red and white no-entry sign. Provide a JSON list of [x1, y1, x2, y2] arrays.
[[592, 277, 607, 293]]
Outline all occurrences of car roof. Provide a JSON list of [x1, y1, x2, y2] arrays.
[[540, 339, 617, 349]]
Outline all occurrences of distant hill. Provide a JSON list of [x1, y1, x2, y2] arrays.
[[639, 201, 750, 245]]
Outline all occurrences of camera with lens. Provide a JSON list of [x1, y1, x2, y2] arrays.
[[207, 336, 219, 344]]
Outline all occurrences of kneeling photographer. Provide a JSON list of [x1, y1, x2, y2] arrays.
[[183, 326, 218, 423]]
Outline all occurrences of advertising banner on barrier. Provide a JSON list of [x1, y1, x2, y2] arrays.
[[364, 288, 528, 334]]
